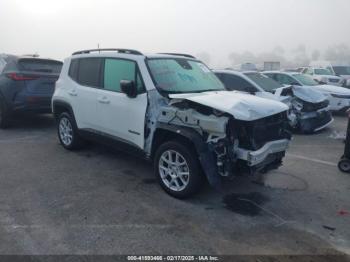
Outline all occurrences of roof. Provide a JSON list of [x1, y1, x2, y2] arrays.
[[71, 48, 198, 60], [263, 70, 300, 76], [213, 69, 261, 75], [213, 69, 244, 75]]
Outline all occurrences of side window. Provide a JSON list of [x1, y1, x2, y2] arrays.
[[264, 73, 275, 80], [77, 58, 103, 88], [275, 74, 293, 85], [68, 59, 79, 81], [221, 74, 256, 92], [103, 58, 144, 93]]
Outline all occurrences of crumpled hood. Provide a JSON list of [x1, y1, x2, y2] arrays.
[[290, 86, 327, 103], [169, 91, 288, 121], [308, 84, 350, 95], [255, 91, 291, 104]]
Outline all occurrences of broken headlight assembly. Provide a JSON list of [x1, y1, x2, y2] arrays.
[[291, 99, 303, 111]]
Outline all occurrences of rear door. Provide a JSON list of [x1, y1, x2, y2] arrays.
[[96, 58, 148, 149], [67, 58, 102, 130]]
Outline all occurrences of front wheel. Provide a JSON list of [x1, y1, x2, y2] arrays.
[[154, 141, 204, 199]]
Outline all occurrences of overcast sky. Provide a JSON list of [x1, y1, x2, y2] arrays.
[[0, 0, 349, 67]]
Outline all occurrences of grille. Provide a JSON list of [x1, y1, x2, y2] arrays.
[[232, 112, 291, 151], [329, 78, 339, 83]]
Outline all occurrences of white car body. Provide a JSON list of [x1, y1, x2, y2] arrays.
[[302, 66, 342, 86], [264, 71, 350, 112], [52, 49, 291, 196], [310, 61, 350, 88], [214, 70, 333, 133]]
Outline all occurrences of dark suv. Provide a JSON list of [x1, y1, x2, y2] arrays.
[[0, 54, 63, 128]]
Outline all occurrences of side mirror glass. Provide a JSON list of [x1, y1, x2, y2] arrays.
[[120, 80, 137, 98]]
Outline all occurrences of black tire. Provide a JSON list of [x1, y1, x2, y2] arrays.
[[57, 112, 84, 150], [338, 159, 350, 173], [0, 97, 10, 129], [153, 141, 204, 199]]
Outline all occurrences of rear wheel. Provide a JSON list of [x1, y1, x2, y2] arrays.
[[154, 141, 203, 199], [57, 112, 84, 150], [0, 98, 10, 128]]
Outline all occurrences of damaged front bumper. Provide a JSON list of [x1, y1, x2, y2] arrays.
[[298, 108, 333, 133], [236, 139, 290, 167]]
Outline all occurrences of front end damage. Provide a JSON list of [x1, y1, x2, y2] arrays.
[[278, 86, 333, 133], [145, 90, 291, 189]]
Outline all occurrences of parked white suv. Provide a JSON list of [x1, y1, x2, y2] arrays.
[[302, 67, 342, 86], [310, 61, 350, 88], [52, 49, 291, 198]]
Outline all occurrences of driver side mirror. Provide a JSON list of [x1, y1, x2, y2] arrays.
[[291, 82, 301, 86], [120, 80, 138, 98], [246, 86, 256, 94]]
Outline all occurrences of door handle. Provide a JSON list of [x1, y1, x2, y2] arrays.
[[98, 97, 110, 104], [68, 90, 77, 96]]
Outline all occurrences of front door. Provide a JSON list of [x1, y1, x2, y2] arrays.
[[96, 58, 148, 149]]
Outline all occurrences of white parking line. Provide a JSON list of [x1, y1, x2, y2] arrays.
[[287, 153, 337, 167], [5, 224, 174, 229]]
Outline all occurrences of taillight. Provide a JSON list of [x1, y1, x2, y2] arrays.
[[6, 73, 39, 81]]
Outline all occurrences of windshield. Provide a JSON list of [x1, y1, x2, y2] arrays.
[[314, 68, 333, 75], [293, 74, 318, 86], [244, 72, 281, 92], [147, 58, 225, 94], [333, 66, 350, 75]]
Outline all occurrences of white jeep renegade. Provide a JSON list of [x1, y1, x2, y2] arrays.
[[52, 49, 291, 198]]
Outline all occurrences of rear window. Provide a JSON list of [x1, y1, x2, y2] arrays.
[[68, 59, 79, 81], [18, 59, 63, 74], [77, 58, 103, 88]]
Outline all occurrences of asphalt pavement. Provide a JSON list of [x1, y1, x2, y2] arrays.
[[0, 114, 349, 256]]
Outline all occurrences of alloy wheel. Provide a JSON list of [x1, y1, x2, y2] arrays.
[[159, 150, 190, 192], [59, 117, 73, 146]]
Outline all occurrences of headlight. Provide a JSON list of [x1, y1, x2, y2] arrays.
[[321, 77, 329, 83], [331, 93, 350, 99]]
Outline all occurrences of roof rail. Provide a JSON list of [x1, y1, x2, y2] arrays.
[[158, 53, 196, 59], [72, 48, 143, 56], [22, 54, 40, 58]]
